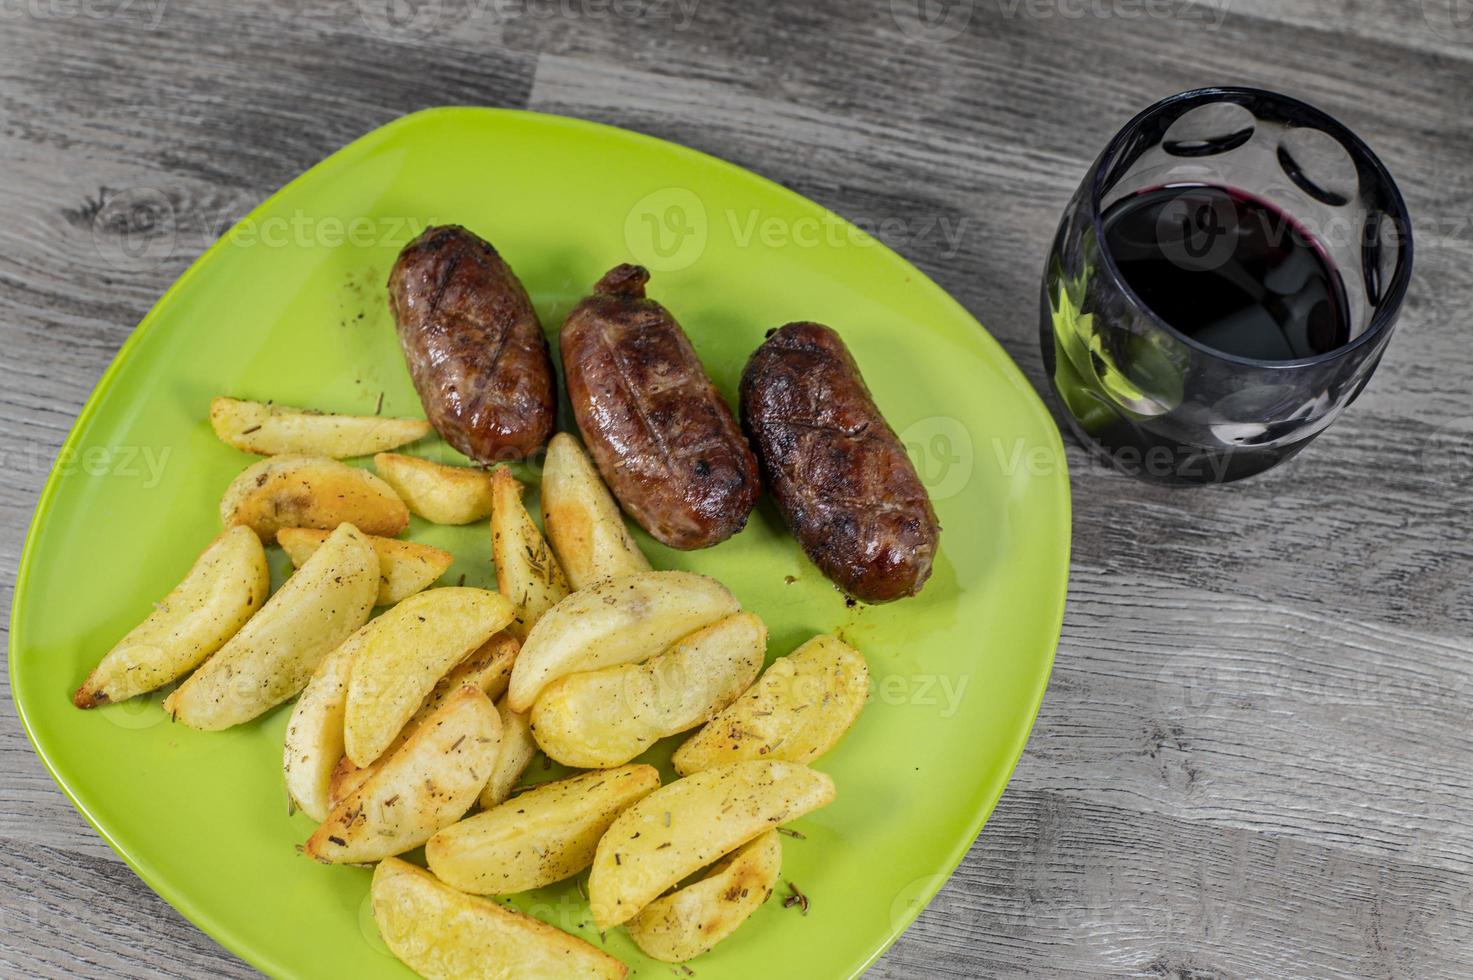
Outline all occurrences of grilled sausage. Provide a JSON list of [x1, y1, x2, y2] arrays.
[[560, 264, 760, 550], [387, 225, 556, 462], [740, 322, 939, 602]]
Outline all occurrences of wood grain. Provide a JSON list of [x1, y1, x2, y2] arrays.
[[2, 0, 1471, 977]]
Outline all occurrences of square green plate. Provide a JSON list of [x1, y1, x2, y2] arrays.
[[9, 108, 1070, 979]]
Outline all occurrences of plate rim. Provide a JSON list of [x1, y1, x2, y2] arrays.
[[9, 105, 1072, 979]]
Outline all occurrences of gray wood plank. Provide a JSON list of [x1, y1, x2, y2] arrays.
[[2, 0, 1471, 978]]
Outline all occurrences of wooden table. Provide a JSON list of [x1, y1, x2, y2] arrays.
[[2, 2, 1470, 976]]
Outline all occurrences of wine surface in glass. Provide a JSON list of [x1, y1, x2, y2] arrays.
[[1102, 183, 1349, 361]]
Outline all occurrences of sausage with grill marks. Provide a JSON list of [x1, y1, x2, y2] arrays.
[[559, 264, 760, 550], [388, 225, 556, 463], [740, 321, 940, 602]]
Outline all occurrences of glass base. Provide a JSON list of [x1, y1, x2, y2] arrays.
[[1053, 398, 1313, 486]]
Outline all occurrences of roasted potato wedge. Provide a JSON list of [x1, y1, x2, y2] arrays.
[[673, 634, 870, 775], [540, 432, 650, 590], [209, 396, 431, 458], [164, 523, 378, 730], [372, 857, 627, 980], [507, 570, 739, 712], [480, 696, 537, 808], [219, 454, 408, 542], [306, 686, 500, 864], [331, 631, 520, 806], [626, 830, 782, 963], [490, 466, 570, 639], [531, 612, 766, 768], [343, 588, 514, 766], [374, 452, 494, 525], [588, 760, 835, 928], [278, 527, 451, 606], [427, 765, 660, 895], [74, 526, 269, 708], [282, 639, 356, 822]]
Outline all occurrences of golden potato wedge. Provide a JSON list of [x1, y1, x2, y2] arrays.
[[328, 752, 364, 812], [282, 639, 357, 822], [343, 588, 514, 766], [531, 612, 766, 769], [416, 629, 521, 719], [540, 433, 650, 590], [480, 697, 537, 808], [374, 452, 494, 525], [673, 634, 870, 775], [507, 570, 739, 712], [306, 686, 500, 864], [219, 454, 408, 542], [588, 760, 834, 928], [330, 632, 520, 806], [490, 466, 570, 639], [626, 830, 782, 962], [74, 526, 269, 708], [428, 765, 660, 895], [209, 396, 431, 458], [164, 523, 378, 730], [372, 857, 627, 980], [278, 527, 451, 606]]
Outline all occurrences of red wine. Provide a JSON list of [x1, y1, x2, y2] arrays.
[[1102, 184, 1349, 360]]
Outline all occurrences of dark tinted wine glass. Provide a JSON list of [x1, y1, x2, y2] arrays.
[[1041, 87, 1413, 484]]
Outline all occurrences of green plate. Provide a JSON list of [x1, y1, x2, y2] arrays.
[[9, 108, 1070, 979]]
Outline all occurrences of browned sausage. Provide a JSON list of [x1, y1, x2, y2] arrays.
[[740, 322, 939, 602], [560, 264, 760, 550], [387, 225, 556, 462]]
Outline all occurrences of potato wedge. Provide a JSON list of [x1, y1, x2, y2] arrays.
[[343, 588, 515, 766], [278, 527, 451, 606], [282, 639, 357, 822], [673, 634, 870, 775], [209, 396, 431, 458], [531, 613, 766, 768], [427, 765, 660, 895], [416, 630, 521, 719], [220, 454, 408, 542], [540, 432, 650, 590], [480, 697, 537, 808], [490, 466, 569, 639], [164, 523, 378, 730], [331, 631, 520, 806], [588, 760, 835, 928], [372, 857, 627, 980], [507, 570, 739, 712], [73, 526, 268, 708], [374, 452, 494, 525], [626, 830, 782, 963], [306, 686, 500, 864]]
